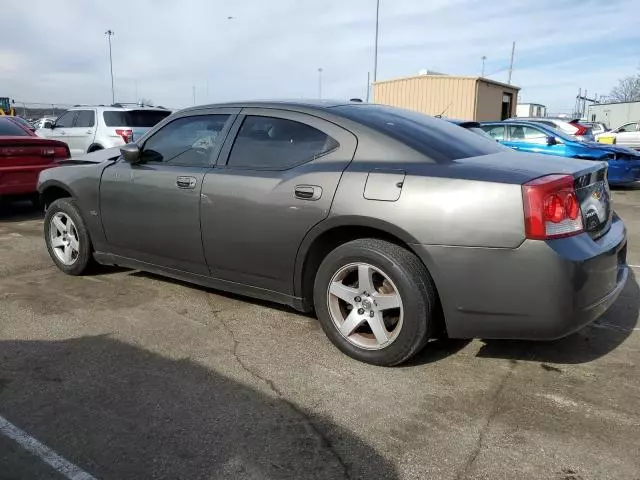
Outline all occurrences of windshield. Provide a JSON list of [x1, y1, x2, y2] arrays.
[[333, 104, 506, 162], [103, 110, 170, 127], [0, 118, 30, 136]]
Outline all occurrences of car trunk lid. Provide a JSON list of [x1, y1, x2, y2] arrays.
[[0, 137, 70, 166], [574, 166, 611, 239]]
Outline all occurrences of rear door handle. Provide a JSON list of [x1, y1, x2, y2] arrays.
[[176, 176, 197, 189], [85, 130, 94, 134], [294, 185, 322, 201]]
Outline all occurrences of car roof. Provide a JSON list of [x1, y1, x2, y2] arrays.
[[480, 120, 560, 130], [180, 99, 353, 115], [68, 104, 169, 111], [444, 119, 481, 128], [507, 117, 578, 123]]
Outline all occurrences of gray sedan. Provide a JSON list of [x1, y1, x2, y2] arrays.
[[37, 101, 628, 366]]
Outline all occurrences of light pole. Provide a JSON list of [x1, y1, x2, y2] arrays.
[[481, 56, 487, 77], [317, 68, 323, 99], [105, 30, 115, 104], [373, 0, 380, 82]]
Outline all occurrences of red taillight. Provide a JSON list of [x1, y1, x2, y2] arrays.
[[42, 146, 70, 159], [570, 121, 588, 136], [522, 174, 583, 240], [115, 128, 133, 143]]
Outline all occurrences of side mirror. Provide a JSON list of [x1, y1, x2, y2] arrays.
[[120, 143, 142, 163], [44, 121, 54, 129], [546, 136, 558, 146]]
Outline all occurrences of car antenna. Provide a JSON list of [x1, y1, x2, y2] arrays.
[[434, 102, 452, 119]]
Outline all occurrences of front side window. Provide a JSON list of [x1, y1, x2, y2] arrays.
[[481, 125, 505, 141], [227, 116, 339, 170], [141, 114, 230, 167], [508, 125, 548, 144], [75, 110, 95, 128], [55, 111, 77, 128], [617, 123, 638, 133]]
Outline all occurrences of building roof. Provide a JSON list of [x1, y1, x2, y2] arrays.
[[373, 73, 520, 91], [587, 100, 640, 107]]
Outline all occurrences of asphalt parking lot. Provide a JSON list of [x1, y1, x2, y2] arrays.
[[0, 189, 639, 480]]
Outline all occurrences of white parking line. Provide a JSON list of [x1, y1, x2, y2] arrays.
[[0, 415, 97, 480]]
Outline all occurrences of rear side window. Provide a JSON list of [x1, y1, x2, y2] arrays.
[[481, 125, 505, 141], [508, 125, 548, 144], [75, 110, 95, 128], [333, 104, 504, 162], [227, 116, 339, 170], [0, 118, 29, 136], [103, 110, 171, 127]]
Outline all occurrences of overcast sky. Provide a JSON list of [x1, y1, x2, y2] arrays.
[[2, 0, 638, 112]]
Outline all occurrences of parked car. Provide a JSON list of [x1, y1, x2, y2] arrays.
[[479, 120, 640, 185], [582, 121, 609, 136], [31, 117, 57, 130], [507, 117, 595, 142], [0, 116, 70, 203], [596, 121, 640, 149], [38, 101, 627, 366], [37, 105, 171, 157]]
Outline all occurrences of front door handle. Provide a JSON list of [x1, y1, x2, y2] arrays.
[[294, 185, 322, 201], [176, 176, 197, 189]]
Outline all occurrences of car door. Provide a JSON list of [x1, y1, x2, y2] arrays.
[[614, 122, 640, 148], [99, 109, 238, 274], [504, 124, 568, 157], [67, 109, 96, 155], [44, 110, 77, 148], [201, 109, 357, 294]]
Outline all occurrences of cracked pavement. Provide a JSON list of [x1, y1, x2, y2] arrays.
[[1, 189, 639, 480]]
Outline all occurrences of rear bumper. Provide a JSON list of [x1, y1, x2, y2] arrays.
[[412, 217, 628, 340], [0, 165, 53, 195]]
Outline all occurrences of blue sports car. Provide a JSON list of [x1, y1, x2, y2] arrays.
[[477, 120, 640, 185]]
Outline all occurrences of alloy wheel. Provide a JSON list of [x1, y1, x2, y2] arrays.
[[327, 262, 404, 350], [49, 212, 80, 266]]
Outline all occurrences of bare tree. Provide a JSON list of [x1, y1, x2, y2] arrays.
[[609, 74, 640, 103]]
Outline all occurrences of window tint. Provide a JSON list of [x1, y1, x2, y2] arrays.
[[508, 125, 548, 144], [481, 125, 505, 141], [55, 111, 76, 128], [103, 110, 171, 127], [75, 110, 95, 128], [617, 123, 637, 133], [141, 114, 229, 167], [227, 116, 339, 170], [333, 104, 504, 162], [0, 118, 30, 136]]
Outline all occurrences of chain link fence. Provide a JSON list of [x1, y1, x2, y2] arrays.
[[9, 101, 74, 121]]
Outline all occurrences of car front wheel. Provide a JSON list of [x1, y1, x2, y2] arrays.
[[44, 198, 95, 275], [314, 239, 437, 366]]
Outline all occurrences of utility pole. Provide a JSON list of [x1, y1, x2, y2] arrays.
[[481, 56, 487, 77], [134, 80, 138, 103], [507, 41, 515, 84], [317, 68, 323, 99], [105, 30, 115, 104], [366, 71, 371, 102], [373, 0, 380, 82], [192, 86, 196, 105]]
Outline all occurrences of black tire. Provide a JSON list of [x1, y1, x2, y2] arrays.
[[313, 239, 437, 366], [88, 145, 103, 153], [44, 198, 95, 275], [29, 193, 41, 208]]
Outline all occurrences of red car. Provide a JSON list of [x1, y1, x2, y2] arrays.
[[0, 116, 70, 202]]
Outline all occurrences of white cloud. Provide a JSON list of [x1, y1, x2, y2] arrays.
[[0, 0, 638, 112]]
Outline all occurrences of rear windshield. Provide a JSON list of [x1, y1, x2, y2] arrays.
[[103, 110, 170, 127], [0, 118, 29, 136], [332, 104, 506, 162]]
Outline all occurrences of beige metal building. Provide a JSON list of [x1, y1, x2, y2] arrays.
[[373, 74, 520, 121]]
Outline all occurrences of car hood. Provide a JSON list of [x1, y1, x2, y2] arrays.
[[60, 146, 122, 164]]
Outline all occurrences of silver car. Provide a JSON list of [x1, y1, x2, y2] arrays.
[[37, 101, 628, 366], [37, 105, 171, 157]]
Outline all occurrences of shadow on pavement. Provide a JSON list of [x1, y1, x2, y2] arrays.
[[476, 269, 639, 364], [0, 199, 43, 223], [0, 336, 397, 480]]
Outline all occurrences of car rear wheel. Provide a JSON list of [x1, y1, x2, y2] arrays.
[[44, 198, 95, 275], [314, 239, 437, 366]]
